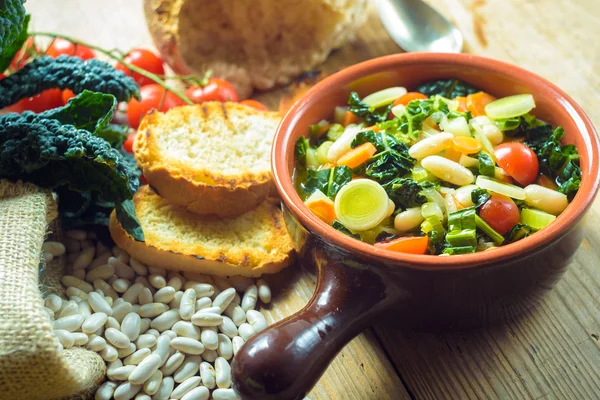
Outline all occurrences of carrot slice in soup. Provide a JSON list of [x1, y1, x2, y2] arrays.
[[374, 236, 429, 254], [392, 92, 428, 107], [455, 96, 469, 112], [343, 110, 361, 126], [452, 136, 482, 154], [336, 143, 377, 168], [466, 92, 497, 117], [307, 199, 336, 225]]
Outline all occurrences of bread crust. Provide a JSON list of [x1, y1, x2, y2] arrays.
[[109, 186, 294, 277], [134, 103, 278, 218]]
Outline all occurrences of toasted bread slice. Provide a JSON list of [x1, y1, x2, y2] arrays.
[[109, 186, 294, 277], [134, 103, 280, 217]]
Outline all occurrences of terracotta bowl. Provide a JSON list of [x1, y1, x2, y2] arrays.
[[231, 53, 600, 400]]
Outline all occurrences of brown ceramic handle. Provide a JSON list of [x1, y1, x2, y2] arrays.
[[231, 249, 390, 400]]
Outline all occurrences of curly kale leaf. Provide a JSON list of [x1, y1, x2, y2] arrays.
[[416, 79, 480, 98], [302, 166, 352, 199], [351, 130, 415, 184], [381, 177, 427, 210], [0, 1, 28, 71], [0, 55, 140, 108], [347, 92, 392, 125]]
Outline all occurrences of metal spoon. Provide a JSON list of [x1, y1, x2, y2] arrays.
[[376, 0, 463, 53]]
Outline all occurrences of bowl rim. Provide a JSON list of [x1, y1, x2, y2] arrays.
[[271, 53, 600, 270]]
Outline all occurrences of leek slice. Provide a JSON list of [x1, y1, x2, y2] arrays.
[[421, 202, 444, 222], [485, 94, 535, 119], [362, 87, 407, 108], [521, 208, 556, 230], [476, 175, 526, 200], [334, 179, 390, 231]]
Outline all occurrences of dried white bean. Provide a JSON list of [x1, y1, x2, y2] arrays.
[[43, 241, 66, 256], [232, 336, 244, 355], [200, 327, 218, 351], [88, 292, 113, 315], [181, 386, 210, 400], [43, 307, 54, 318], [45, 294, 62, 313], [63, 275, 94, 293], [139, 287, 154, 305], [524, 184, 568, 215], [171, 337, 205, 355], [118, 342, 137, 358], [219, 316, 238, 338], [169, 291, 184, 309], [150, 309, 181, 332], [107, 358, 123, 375], [195, 297, 211, 311], [126, 257, 146, 275], [144, 370, 162, 396], [71, 269, 86, 280], [87, 335, 107, 352], [161, 351, 185, 376], [166, 275, 183, 291], [184, 283, 214, 298], [145, 329, 160, 338], [153, 335, 171, 364], [106, 327, 131, 348], [153, 287, 176, 304], [122, 312, 142, 341], [170, 376, 201, 399], [172, 321, 201, 340], [129, 353, 162, 384], [149, 274, 166, 289], [152, 376, 174, 400], [110, 256, 135, 279], [72, 332, 89, 345], [224, 304, 246, 327], [100, 343, 118, 362], [118, 251, 130, 264], [95, 381, 117, 400], [58, 301, 79, 318], [114, 381, 142, 400], [66, 286, 88, 300], [134, 394, 151, 400], [215, 357, 231, 388], [136, 334, 157, 349], [422, 155, 474, 186], [191, 312, 222, 327], [109, 365, 136, 380], [161, 329, 177, 340], [124, 348, 152, 365], [96, 240, 110, 256], [82, 312, 108, 334], [138, 303, 169, 318], [63, 238, 80, 253], [94, 279, 119, 300], [217, 334, 233, 360], [113, 279, 131, 293], [256, 279, 271, 303], [86, 264, 115, 282], [179, 289, 196, 320], [54, 329, 74, 348], [53, 314, 85, 332], [394, 207, 424, 232], [201, 349, 217, 362], [172, 355, 201, 383], [213, 288, 236, 312], [246, 310, 268, 332], [90, 253, 111, 270], [73, 247, 95, 270], [123, 283, 144, 303], [199, 361, 216, 389], [104, 296, 114, 307], [238, 323, 255, 341], [112, 301, 133, 323], [140, 318, 151, 333], [136, 276, 155, 293], [195, 306, 222, 315], [106, 316, 121, 330], [241, 285, 258, 312], [212, 389, 240, 400]]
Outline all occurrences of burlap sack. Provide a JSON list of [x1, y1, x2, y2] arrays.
[[0, 180, 106, 400]]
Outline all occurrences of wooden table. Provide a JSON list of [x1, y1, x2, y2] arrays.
[[28, 0, 600, 399]]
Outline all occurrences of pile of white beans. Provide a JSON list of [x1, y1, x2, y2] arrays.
[[42, 229, 272, 400]]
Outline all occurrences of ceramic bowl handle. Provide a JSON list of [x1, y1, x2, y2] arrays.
[[231, 248, 391, 400]]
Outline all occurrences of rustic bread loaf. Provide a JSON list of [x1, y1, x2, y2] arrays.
[[144, 0, 368, 98], [134, 102, 280, 218], [109, 186, 294, 277]]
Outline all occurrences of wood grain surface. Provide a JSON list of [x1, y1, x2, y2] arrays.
[[26, 0, 600, 399]]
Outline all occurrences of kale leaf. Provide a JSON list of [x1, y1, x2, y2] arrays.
[[506, 223, 533, 243], [0, 55, 140, 108], [504, 113, 549, 137], [332, 221, 360, 239], [477, 151, 495, 177], [97, 124, 130, 148], [0, 0, 28, 71], [351, 130, 415, 184], [416, 79, 479, 98], [347, 92, 392, 124], [471, 188, 491, 208], [301, 166, 352, 199], [295, 136, 310, 168], [381, 177, 427, 210]]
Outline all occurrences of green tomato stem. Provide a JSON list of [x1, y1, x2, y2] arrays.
[[30, 31, 193, 105]]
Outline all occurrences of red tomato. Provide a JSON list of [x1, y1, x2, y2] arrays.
[[123, 131, 136, 153], [239, 99, 268, 111], [185, 77, 239, 103], [10, 37, 38, 70], [8, 89, 63, 113], [46, 38, 95, 60], [480, 194, 520, 235], [114, 48, 165, 87], [494, 142, 539, 186], [127, 84, 183, 128], [61, 89, 76, 105]]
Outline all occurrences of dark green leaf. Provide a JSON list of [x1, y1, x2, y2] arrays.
[[347, 92, 392, 125], [332, 220, 360, 239], [295, 136, 310, 167], [471, 188, 491, 208], [477, 151, 495, 177], [506, 222, 534, 243], [381, 177, 427, 210], [442, 246, 476, 255], [98, 124, 130, 148], [0, 2, 27, 72], [302, 166, 352, 198], [415, 79, 479, 98], [115, 200, 145, 242]]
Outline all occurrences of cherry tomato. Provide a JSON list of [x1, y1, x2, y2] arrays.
[[61, 89, 76, 105], [127, 84, 183, 128], [8, 89, 63, 113], [10, 37, 38, 70], [239, 99, 269, 111], [114, 48, 165, 87], [123, 131, 136, 153], [480, 193, 520, 235], [494, 142, 539, 186], [46, 38, 95, 60], [185, 77, 239, 103]]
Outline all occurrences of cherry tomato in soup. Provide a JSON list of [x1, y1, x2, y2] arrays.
[[185, 77, 239, 103], [8, 89, 63, 113], [480, 193, 520, 235], [127, 84, 183, 129], [11, 37, 38, 70], [114, 48, 165, 87], [46, 38, 95, 60], [123, 131, 136, 153], [239, 99, 269, 111], [494, 142, 539, 186]]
